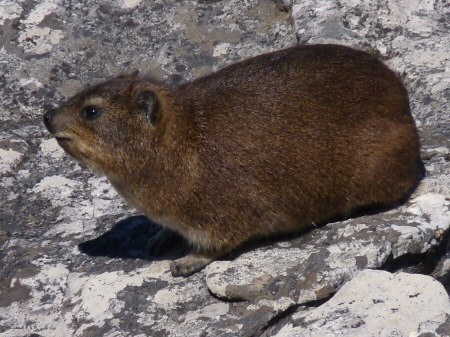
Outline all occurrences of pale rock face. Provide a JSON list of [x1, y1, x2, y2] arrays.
[[116, 0, 142, 9], [274, 270, 450, 337], [0, 0, 449, 336], [0, 147, 23, 174], [16, 0, 64, 55], [39, 138, 65, 159], [0, 0, 24, 25]]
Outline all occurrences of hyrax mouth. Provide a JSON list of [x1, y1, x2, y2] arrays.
[[55, 135, 71, 141], [54, 136, 71, 148], [52, 132, 80, 158], [54, 131, 72, 144]]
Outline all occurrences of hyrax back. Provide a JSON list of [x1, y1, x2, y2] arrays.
[[44, 44, 423, 276]]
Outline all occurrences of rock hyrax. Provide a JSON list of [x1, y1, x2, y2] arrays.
[[44, 44, 423, 276]]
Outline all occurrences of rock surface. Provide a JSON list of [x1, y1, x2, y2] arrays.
[[0, 0, 449, 336], [205, 192, 450, 302], [271, 270, 450, 337]]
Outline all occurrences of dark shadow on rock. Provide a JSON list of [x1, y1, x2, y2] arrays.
[[78, 215, 189, 260], [385, 227, 450, 293]]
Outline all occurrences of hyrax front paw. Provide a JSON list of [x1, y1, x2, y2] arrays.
[[170, 254, 213, 277]]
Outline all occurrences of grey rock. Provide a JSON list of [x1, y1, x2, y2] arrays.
[[205, 188, 449, 302], [272, 270, 450, 337], [291, 0, 449, 130], [0, 0, 449, 336]]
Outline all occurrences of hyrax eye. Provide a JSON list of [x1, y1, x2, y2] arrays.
[[82, 106, 102, 119]]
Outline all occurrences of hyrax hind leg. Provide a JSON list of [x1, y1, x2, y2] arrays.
[[352, 122, 422, 209]]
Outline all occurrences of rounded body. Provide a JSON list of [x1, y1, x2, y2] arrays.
[[173, 44, 422, 253], [45, 44, 423, 271]]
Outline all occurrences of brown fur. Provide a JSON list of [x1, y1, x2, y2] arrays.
[[44, 44, 423, 276]]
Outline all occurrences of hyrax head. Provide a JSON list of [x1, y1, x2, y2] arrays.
[[43, 74, 166, 176]]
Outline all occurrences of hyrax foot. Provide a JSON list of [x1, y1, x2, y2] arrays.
[[170, 254, 213, 277], [146, 227, 181, 256]]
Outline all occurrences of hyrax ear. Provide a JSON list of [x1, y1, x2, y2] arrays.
[[135, 90, 160, 126]]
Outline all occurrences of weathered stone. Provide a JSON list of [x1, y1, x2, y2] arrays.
[[205, 189, 449, 302], [1, 0, 449, 336], [272, 270, 450, 337]]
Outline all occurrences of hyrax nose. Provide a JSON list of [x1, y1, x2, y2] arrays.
[[43, 108, 57, 132]]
